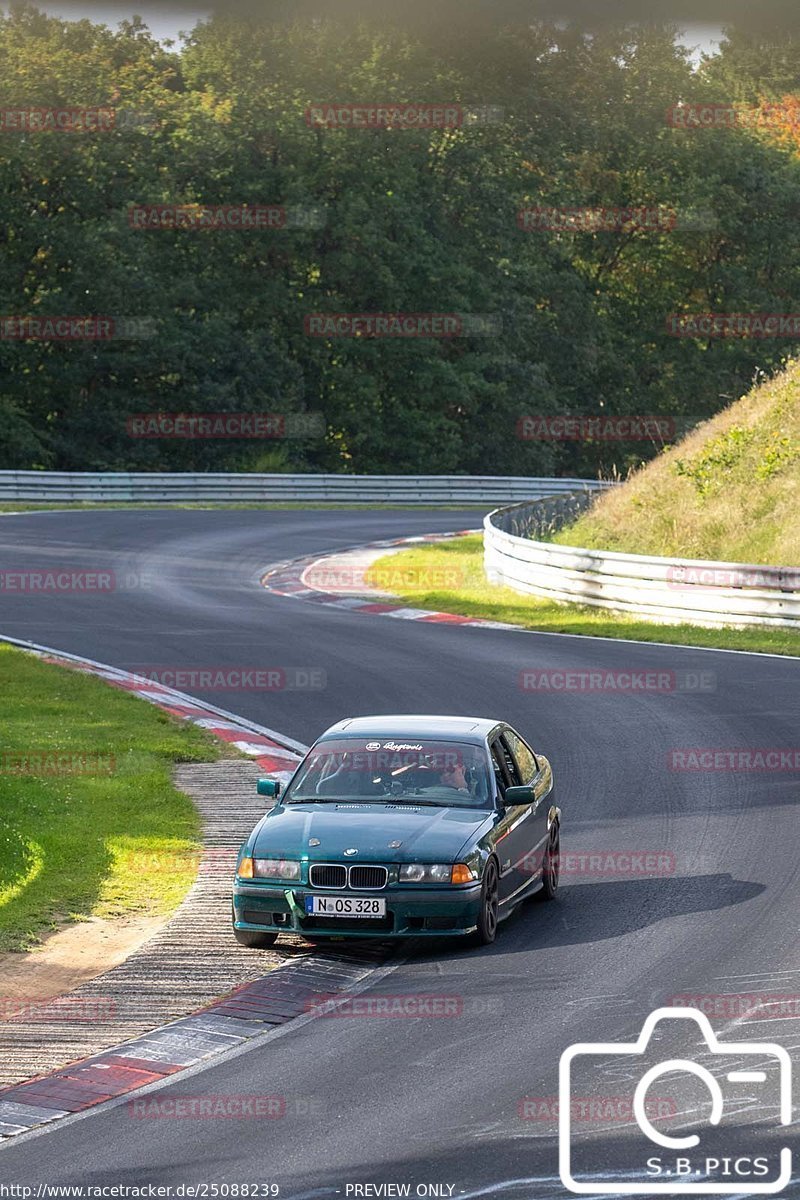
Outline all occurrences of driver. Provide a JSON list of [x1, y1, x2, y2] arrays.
[[440, 759, 469, 793]]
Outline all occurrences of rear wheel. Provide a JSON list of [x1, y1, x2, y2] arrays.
[[232, 906, 279, 948], [472, 858, 499, 946], [538, 822, 560, 901]]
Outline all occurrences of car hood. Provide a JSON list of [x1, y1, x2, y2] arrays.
[[251, 802, 494, 863]]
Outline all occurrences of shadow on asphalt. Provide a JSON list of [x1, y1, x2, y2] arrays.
[[394, 872, 764, 963]]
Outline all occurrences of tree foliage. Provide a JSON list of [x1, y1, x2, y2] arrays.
[[1, 7, 800, 476]]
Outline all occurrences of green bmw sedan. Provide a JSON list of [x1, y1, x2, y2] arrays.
[[232, 715, 560, 948]]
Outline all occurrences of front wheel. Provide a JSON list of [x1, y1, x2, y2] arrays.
[[232, 906, 279, 948], [472, 858, 499, 946], [537, 822, 560, 901]]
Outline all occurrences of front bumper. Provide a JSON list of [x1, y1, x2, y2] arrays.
[[233, 881, 483, 938]]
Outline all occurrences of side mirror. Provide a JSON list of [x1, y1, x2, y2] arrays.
[[503, 784, 533, 806], [257, 778, 281, 798]]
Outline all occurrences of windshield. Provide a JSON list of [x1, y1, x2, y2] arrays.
[[284, 738, 493, 809]]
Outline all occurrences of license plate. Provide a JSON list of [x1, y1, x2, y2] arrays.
[[305, 895, 386, 918]]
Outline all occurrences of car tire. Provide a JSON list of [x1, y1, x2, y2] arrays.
[[472, 857, 499, 946], [232, 906, 280, 948], [537, 821, 560, 901]]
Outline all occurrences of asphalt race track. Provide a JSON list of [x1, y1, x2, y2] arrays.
[[1, 510, 799, 1198]]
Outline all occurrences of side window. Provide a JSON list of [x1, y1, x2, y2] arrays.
[[489, 740, 510, 799], [496, 736, 522, 787], [503, 730, 539, 783]]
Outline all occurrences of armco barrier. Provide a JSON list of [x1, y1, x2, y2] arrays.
[[484, 498, 800, 629], [0, 472, 611, 505]]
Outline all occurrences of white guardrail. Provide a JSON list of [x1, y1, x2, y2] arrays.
[[484, 498, 800, 629], [2, 469, 793, 628], [0, 471, 611, 505]]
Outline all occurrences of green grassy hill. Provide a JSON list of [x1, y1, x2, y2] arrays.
[[554, 358, 800, 565]]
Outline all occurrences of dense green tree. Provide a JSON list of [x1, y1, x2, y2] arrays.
[[1, 6, 800, 476]]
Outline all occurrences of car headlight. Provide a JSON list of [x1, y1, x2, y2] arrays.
[[253, 858, 301, 881], [399, 863, 475, 884]]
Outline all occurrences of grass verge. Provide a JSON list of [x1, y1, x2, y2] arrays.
[[365, 536, 800, 657], [0, 644, 221, 951]]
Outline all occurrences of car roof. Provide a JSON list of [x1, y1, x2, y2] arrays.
[[317, 715, 503, 746]]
